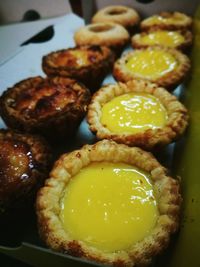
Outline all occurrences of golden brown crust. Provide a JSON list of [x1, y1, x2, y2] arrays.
[[131, 30, 193, 51], [87, 80, 189, 150], [140, 12, 193, 31], [74, 22, 130, 56], [91, 5, 140, 32], [36, 139, 182, 267], [0, 76, 91, 143], [0, 129, 51, 212], [113, 47, 191, 90], [42, 45, 115, 91]]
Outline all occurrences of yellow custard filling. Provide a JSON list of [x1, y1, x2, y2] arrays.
[[126, 50, 178, 80], [145, 15, 184, 25], [101, 92, 168, 134], [60, 162, 158, 252], [139, 31, 185, 47], [56, 50, 90, 67]]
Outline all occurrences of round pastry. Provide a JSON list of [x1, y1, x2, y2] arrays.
[[0, 76, 91, 143], [113, 47, 190, 90], [36, 139, 181, 267], [91, 5, 140, 33], [131, 30, 193, 51], [74, 22, 130, 57], [0, 129, 51, 213], [42, 45, 115, 92], [140, 12, 192, 31], [87, 80, 189, 150]]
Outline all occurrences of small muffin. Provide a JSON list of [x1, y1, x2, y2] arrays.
[[0, 76, 91, 144], [140, 12, 192, 31], [74, 22, 130, 57], [0, 129, 51, 213], [42, 45, 115, 92], [87, 80, 189, 150], [131, 30, 193, 51], [92, 5, 140, 33], [36, 139, 181, 267], [113, 47, 190, 90]]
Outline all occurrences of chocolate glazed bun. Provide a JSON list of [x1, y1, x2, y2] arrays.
[[0, 76, 91, 144], [0, 129, 52, 213]]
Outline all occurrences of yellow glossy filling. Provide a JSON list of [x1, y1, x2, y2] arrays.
[[125, 50, 178, 79], [101, 92, 168, 134], [139, 31, 185, 47], [145, 15, 184, 25], [60, 162, 158, 252]]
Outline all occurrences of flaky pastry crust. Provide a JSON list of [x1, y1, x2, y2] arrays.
[[0, 76, 91, 143], [74, 22, 130, 56], [140, 12, 193, 31], [87, 80, 189, 150], [36, 139, 182, 267], [113, 47, 191, 90], [92, 5, 140, 33], [131, 30, 193, 51], [42, 45, 115, 92]]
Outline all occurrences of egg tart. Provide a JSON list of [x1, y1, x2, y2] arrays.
[[74, 22, 130, 57], [113, 47, 190, 90], [0, 76, 90, 144], [131, 30, 193, 51], [87, 80, 188, 150], [36, 139, 181, 267], [42, 45, 115, 92], [140, 12, 192, 31], [0, 129, 51, 213], [91, 5, 140, 33]]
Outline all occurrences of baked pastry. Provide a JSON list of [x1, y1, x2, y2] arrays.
[[0, 129, 51, 213], [42, 45, 115, 92], [36, 139, 181, 267], [0, 76, 91, 144], [74, 22, 130, 57], [140, 12, 192, 31], [91, 5, 140, 33], [131, 30, 193, 51], [113, 47, 190, 90], [87, 80, 188, 150]]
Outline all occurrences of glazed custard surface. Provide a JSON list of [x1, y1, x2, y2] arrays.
[[145, 15, 184, 25], [125, 50, 178, 79], [60, 162, 158, 252], [53, 50, 91, 67], [101, 92, 168, 134], [139, 31, 185, 47]]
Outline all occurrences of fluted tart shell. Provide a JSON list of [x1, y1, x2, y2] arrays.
[[140, 12, 192, 31], [131, 30, 193, 51], [36, 139, 182, 267], [113, 47, 190, 90], [87, 80, 189, 150]]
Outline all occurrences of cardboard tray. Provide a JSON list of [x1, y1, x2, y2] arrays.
[[0, 1, 200, 266]]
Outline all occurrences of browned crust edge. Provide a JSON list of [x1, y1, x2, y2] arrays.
[[36, 139, 182, 267], [74, 22, 130, 56], [131, 30, 193, 52], [113, 47, 191, 90], [42, 45, 115, 91], [87, 80, 189, 150], [91, 5, 140, 30], [140, 12, 193, 32], [0, 76, 91, 142]]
